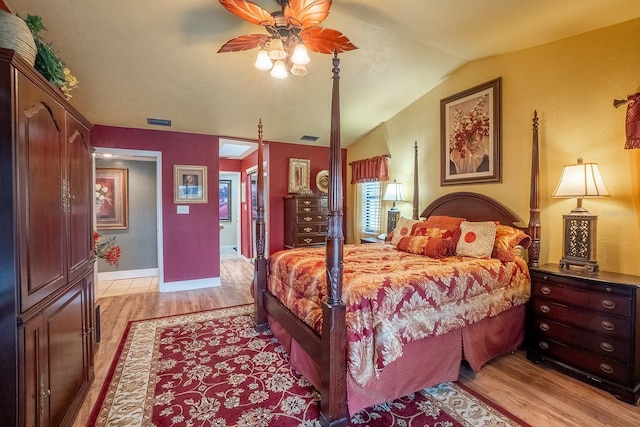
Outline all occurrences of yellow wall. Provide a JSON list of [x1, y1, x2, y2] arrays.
[[346, 18, 640, 275]]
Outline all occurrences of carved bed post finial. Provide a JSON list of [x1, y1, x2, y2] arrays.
[[528, 111, 541, 267], [413, 141, 419, 220]]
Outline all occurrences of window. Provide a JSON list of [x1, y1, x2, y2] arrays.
[[360, 181, 382, 235]]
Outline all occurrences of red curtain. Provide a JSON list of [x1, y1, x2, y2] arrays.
[[350, 155, 390, 184]]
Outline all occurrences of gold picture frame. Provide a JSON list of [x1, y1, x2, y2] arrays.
[[95, 167, 128, 230], [440, 78, 502, 185], [174, 165, 208, 203], [288, 158, 310, 193]]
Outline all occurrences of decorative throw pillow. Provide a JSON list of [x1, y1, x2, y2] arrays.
[[396, 235, 449, 258], [414, 215, 466, 255], [492, 224, 532, 262], [390, 217, 421, 246], [456, 221, 497, 258]]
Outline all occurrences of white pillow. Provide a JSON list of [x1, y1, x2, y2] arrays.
[[390, 217, 421, 246], [455, 221, 497, 258]]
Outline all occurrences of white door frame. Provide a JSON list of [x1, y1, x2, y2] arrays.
[[219, 170, 242, 256], [93, 147, 164, 288]]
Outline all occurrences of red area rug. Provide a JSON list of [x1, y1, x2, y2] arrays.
[[89, 305, 529, 426]]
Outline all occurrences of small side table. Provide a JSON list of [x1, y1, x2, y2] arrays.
[[360, 237, 379, 244]]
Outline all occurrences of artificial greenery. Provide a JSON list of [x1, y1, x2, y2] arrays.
[[23, 14, 66, 87]]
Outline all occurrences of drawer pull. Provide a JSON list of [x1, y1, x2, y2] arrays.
[[601, 299, 615, 310], [600, 342, 614, 353], [540, 286, 551, 295], [539, 322, 550, 332], [538, 341, 549, 350], [303, 200, 311, 205], [304, 217, 312, 222], [303, 227, 312, 233], [539, 304, 550, 314], [605, 286, 612, 293], [317, 215, 323, 219], [303, 208, 311, 212], [599, 363, 614, 374], [600, 320, 615, 331], [303, 238, 313, 243]]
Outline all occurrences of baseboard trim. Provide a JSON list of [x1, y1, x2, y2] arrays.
[[159, 277, 221, 293], [98, 268, 158, 281]]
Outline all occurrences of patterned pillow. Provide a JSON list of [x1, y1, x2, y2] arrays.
[[389, 217, 421, 246], [492, 224, 532, 262], [396, 235, 449, 258], [414, 215, 466, 255], [455, 221, 497, 258]]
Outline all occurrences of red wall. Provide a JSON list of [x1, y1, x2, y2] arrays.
[[91, 125, 220, 284]]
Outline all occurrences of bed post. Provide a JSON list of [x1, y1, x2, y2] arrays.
[[253, 119, 268, 330], [528, 111, 541, 267], [320, 51, 348, 427], [412, 141, 419, 220]]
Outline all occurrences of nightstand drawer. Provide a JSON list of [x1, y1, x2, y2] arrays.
[[532, 281, 632, 316], [532, 299, 630, 339], [533, 338, 631, 386], [531, 318, 630, 363]]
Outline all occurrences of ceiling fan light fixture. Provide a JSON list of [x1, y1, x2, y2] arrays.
[[290, 63, 307, 76], [267, 37, 287, 60], [270, 60, 288, 78], [291, 43, 310, 65], [254, 49, 273, 70]]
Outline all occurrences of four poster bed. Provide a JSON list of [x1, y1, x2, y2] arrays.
[[252, 53, 541, 426]]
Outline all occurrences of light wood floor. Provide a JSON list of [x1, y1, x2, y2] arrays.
[[73, 258, 639, 426]]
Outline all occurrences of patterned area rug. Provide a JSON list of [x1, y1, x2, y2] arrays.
[[89, 305, 529, 426]]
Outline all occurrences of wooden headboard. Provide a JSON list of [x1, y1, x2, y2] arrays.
[[420, 192, 526, 230]]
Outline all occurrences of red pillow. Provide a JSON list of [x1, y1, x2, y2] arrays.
[[396, 235, 449, 258], [492, 225, 532, 262], [414, 215, 466, 255]]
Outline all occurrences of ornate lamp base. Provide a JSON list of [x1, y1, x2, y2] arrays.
[[559, 210, 599, 272], [387, 208, 400, 234]]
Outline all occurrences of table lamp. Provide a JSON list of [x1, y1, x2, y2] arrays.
[[552, 158, 609, 272], [383, 180, 406, 233]]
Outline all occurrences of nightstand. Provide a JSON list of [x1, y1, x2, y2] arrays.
[[527, 264, 640, 404], [360, 237, 379, 244]]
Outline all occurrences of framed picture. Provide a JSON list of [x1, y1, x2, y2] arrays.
[[219, 180, 231, 221], [440, 77, 502, 185], [95, 167, 128, 230], [288, 158, 310, 193], [174, 165, 208, 203]]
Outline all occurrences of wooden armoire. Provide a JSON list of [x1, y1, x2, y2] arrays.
[[0, 49, 96, 426]]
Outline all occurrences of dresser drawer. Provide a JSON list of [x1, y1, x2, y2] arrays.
[[296, 213, 328, 224], [296, 198, 328, 211], [532, 280, 632, 316], [532, 299, 630, 339], [295, 235, 326, 246], [532, 338, 632, 386], [531, 317, 630, 363], [296, 224, 328, 235]]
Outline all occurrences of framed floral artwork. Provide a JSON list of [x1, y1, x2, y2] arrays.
[[288, 158, 310, 193], [440, 77, 502, 185], [219, 179, 231, 221], [95, 167, 128, 230], [174, 165, 208, 203]]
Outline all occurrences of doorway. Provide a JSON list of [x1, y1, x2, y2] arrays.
[[219, 171, 241, 259]]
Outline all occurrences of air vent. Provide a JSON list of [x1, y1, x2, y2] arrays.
[[300, 135, 319, 142], [147, 118, 172, 127]]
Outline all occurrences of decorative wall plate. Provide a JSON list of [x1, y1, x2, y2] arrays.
[[316, 169, 329, 193]]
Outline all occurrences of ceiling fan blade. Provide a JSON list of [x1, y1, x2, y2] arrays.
[[284, 0, 331, 29], [218, 34, 269, 53], [301, 27, 357, 54], [219, 0, 276, 26]]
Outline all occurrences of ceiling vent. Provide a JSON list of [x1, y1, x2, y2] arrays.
[[300, 135, 319, 142], [147, 118, 172, 127]]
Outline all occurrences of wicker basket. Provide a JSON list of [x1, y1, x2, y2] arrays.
[[0, 10, 36, 65]]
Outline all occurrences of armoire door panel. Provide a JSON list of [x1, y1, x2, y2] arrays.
[[17, 72, 67, 312]]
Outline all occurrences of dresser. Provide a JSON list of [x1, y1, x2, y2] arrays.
[[0, 49, 96, 426], [283, 195, 328, 248], [527, 264, 640, 404]]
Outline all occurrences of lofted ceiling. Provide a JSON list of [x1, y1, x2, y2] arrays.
[[8, 1, 640, 149]]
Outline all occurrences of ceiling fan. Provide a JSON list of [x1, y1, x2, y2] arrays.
[[217, 0, 357, 78]]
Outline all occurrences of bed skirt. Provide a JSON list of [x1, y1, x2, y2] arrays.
[[268, 304, 525, 416]]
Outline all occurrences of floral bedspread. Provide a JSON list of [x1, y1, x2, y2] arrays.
[[267, 243, 531, 387]]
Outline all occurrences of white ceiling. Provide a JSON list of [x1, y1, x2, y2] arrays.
[[8, 1, 640, 149]]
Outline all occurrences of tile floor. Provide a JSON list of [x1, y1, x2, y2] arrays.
[[96, 246, 241, 299]]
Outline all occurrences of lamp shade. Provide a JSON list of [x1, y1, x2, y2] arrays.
[[552, 158, 610, 198], [383, 180, 406, 202]]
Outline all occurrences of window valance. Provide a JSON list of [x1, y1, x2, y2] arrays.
[[350, 155, 390, 184]]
